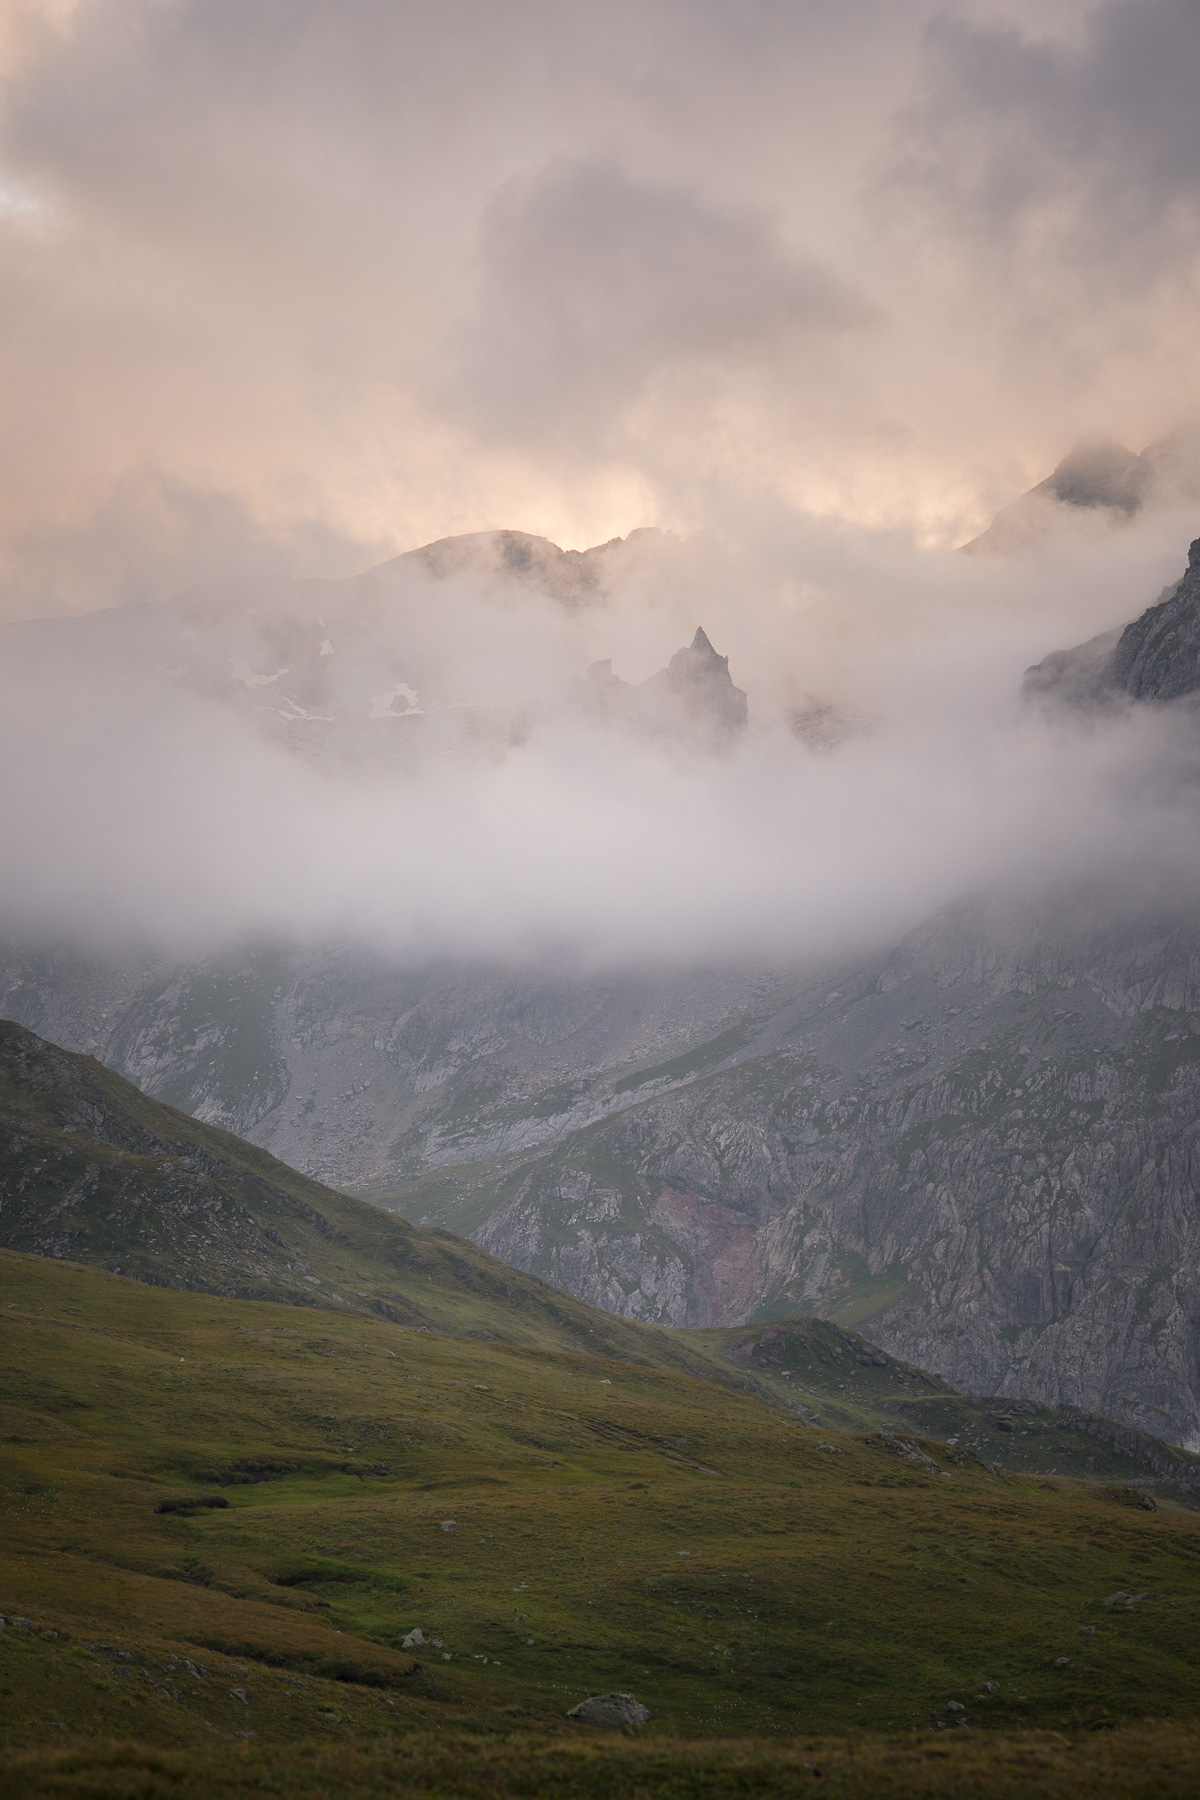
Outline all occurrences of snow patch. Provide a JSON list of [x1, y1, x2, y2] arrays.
[[231, 660, 290, 689], [369, 683, 423, 719]]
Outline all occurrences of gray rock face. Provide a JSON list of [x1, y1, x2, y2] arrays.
[[1109, 537, 1200, 701], [0, 945, 803, 1189], [1025, 536, 1200, 707], [469, 892, 1200, 1446], [568, 1692, 650, 1726]]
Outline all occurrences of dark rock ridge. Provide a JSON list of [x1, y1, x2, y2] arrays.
[[647, 626, 749, 739], [1024, 535, 1200, 707]]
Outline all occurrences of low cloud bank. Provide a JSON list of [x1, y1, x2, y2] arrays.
[[4, 509, 1200, 968]]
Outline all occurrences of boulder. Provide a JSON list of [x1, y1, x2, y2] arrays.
[[568, 1692, 650, 1727]]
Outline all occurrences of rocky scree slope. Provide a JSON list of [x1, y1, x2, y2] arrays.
[[0, 948, 812, 1188]]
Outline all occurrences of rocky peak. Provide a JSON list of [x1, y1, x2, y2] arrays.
[[644, 625, 748, 740], [1038, 437, 1149, 514], [583, 626, 748, 747], [1024, 533, 1200, 708]]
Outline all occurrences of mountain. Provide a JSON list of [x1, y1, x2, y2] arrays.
[[0, 524, 716, 775], [384, 889, 1200, 1449], [9, 531, 1200, 1456], [0, 947, 802, 1183], [6, 1013, 1198, 1497], [962, 426, 1200, 554], [583, 624, 748, 747], [407, 525, 662, 604], [369, 535, 1200, 1451]]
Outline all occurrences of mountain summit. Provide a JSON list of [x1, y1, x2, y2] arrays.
[[963, 425, 1200, 554], [641, 625, 749, 745], [586, 625, 748, 748]]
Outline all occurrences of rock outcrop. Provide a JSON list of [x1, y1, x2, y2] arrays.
[[1025, 535, 1200, 707]]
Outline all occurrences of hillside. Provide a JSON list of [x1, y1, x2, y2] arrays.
[[5, 1016, 1198, 1501], [0, 1017, 748, 1380], [4, 1045, 1200, 1794], [4, 1246, 1200, 1784]]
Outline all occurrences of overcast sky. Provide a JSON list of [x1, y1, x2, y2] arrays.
[[1, 0, 1199, 615], [3, 1, 1200, 969]]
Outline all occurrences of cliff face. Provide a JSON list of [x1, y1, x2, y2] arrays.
[[0, 941, 808, 1185], [468, 895, 1200, 1446], [1024, 534, 1200, 706], [1109, 537, 1200, 701]]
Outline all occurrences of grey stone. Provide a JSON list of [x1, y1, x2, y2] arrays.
[[401, 1628, 425, 1649], [568, 1692, 650, 1727]]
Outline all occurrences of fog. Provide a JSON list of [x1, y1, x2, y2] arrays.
[[3, 503, 1199, 966], [3, 1, 1200, 968]]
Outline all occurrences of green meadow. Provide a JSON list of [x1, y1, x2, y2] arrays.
[[3, 1246, 1200, 1795]]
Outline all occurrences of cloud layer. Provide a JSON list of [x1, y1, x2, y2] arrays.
[[5, 504, 1200, 967], [4, 3, 1200, 970], [0, 1, 1199, 613]]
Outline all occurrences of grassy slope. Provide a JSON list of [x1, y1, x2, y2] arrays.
[[3, 1247, 1200, 1797], [691, 1320, 1200, 1500], [6, 1727, 1200, 1800], [0, 1020, 754, 1382]]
